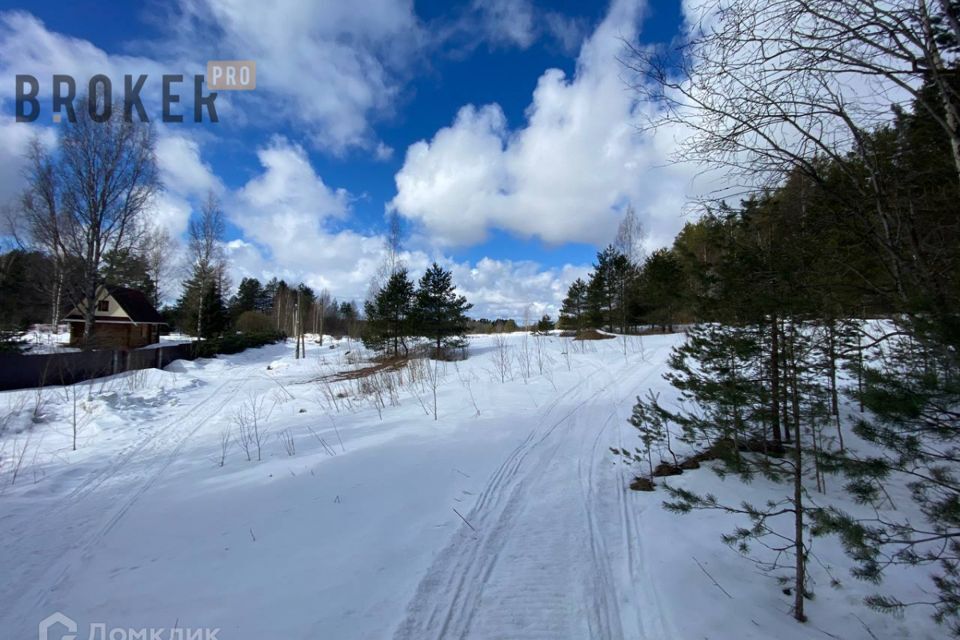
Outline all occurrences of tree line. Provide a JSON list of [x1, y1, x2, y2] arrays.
[[617, 0, 960, 633], [228, 276, 360, 338]]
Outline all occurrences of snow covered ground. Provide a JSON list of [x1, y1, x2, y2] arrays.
[[0, 332, 943, 639], [16, 326, 76, 353]]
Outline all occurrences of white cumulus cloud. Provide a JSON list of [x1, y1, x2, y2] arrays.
[[391, 0, 698, 250], [162, 0, 424, 154]]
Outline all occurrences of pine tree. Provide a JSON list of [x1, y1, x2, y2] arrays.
[[101, 248, 156, 301], [0, 249, 64, 331], [536, 315, 555, 332], [271, 280, 293, 333], [559, 278, 589, 330], [412, 263, 473, 358], [616, 15, 960, 631], [339, 301, 358, 338], [363, 269, 415, 357], [813, 320, 960, 632], [182, 192, 228, 339], [176, 267, 227, 339], [634, 320, 831, 623], [262, 278, 281, 316], [229, 277, 265, 321], [586, 246, 636, 333], [638, 248, 683, 332], [291, 282, 315, 356], [626, 390, 677, 480]]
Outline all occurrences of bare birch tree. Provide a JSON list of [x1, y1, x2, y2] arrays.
[[20, 96, 159, 344], [187, 192, 226, 338], [614, 204, 647, 267], [141, 225, 174, 307], [367, 209, 406, 302], [626, 0, 960, 186]]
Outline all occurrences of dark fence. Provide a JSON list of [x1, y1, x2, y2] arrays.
[[0, 344, 198, 392]]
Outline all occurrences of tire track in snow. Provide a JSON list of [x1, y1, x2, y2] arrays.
[[468, 354, 605, 518], [0, 373, 254, 635], [394, 353, 641, 640], [602, 345, 677, 640], [13, 373, 240, 523], [579, 407, 626, 640], [577, 344, 673, 640]]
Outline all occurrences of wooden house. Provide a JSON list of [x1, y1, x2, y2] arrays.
[[64, 285, 166, 349]]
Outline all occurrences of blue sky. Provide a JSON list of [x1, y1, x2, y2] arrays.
[[0, 0, 692, 318]]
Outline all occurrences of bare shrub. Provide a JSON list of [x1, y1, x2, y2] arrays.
[[357, 374, 386, 420], [279, 429, 296, 456], [517, 333, 532, 382], [534, 332, 546, 375], [492, 332, 512, 383], [406, 357, 428, 388], [29, 439, 45, 484], [306, 425, 337, 456], [408, 375, 432, 417], [455, 362, 480, 416], [124, 368, 149, 391], [69, 385, 80, 451], [7, 433, 32, 486], [31, 384, 47, 424], [57, 382, 94, 451], [328, 414, 345, 453], [218, 427, 231, 467], [424, 357, 446, 421], [233, 396, 270, 462], [320, 378, 342, 414]]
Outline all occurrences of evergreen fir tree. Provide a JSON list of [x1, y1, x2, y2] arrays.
[[412, 263, 473, 357], [229, 277, 265, 321], [586, 246, 634, 332], [638, 248, 684, 332], [633, 320, 832, 623], [559, 278, 589, 330], [813, 320, 960, 632], [536, 315, 555, 332], [363, 269, 415, 357], [626, 390, 677, 479], [101, 248, 156, 301], [339, 301, 358, 337], [176, 266, 227, 339], [262, 278, 281, 316]]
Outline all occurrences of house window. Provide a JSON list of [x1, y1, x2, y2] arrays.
[[97, 300, 109, 312]]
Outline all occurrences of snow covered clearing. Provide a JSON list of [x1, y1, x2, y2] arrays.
[[0, 332, 943, 639]]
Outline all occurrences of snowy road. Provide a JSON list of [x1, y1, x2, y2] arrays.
[[394, 349, 673, 640], [0, 333, 937, 639]]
